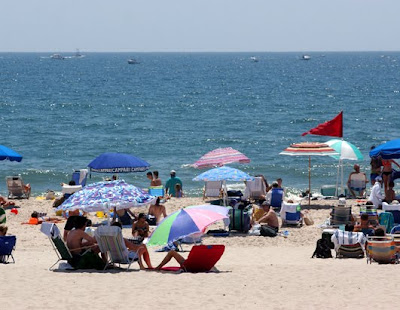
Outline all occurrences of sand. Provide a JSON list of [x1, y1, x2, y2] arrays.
[[1, 196, 399, 310]]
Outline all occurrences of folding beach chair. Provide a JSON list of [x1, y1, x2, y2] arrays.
[[330, 206, 352, 226], [270, 188, 283, 210], [94, 225, 139, 271], [244, 177, 267, 200], [379, 212, 394, 233], [367, 236, 398, 264], [161, 245, 225, 273], [0, 235, 16, 264], [71, 169, 88, 187], [280, 202, 302, 227], [348, 173, 367, 198], [61, 184, 82, 200], [331, 230, 366, 259], [148, 186, 164, 198], [203, 181, 223, 200], [6, 176, 30, 199]]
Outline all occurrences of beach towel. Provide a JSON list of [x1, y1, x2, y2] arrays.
[[331, 230, 366, 251], [379, 212, 394, 233]]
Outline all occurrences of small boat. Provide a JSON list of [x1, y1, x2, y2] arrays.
[[74, 49, 85, 58], [250, 56, 259, 62], [50, 54, 65, 60], [128, 58, 139, 64], [301, 55, 311, 60]]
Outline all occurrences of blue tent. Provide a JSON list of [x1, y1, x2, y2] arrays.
[[0, 145, 22, 162], [88, 152, 150, 173], [370, 139, 400, 159]]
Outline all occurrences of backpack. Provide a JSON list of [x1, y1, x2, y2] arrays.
[[311, 238, 332, 258]]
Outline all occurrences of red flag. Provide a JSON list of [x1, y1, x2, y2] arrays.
[[302, 111, 343, 137]]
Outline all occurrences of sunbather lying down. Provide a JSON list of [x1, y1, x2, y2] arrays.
[[22, 211, 63, 225], [0, 196, 15, 207]]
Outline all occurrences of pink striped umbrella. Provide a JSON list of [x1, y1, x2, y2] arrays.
[[192, 147, 250, 169]]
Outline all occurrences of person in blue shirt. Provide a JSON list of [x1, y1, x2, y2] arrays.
[[165, 170, 182, 197]]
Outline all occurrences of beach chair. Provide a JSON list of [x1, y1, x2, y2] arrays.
[[0, 235, 16, 264], [61, 184, 82, 199], [6, 176, 30, 199], [348, 173, 367, 198], [390, 225, 400, 234], [203, 181, 223, 200], [148, 186, 165, 198], [270, 188, 283, 210], [161, 245, 225, 273], [330, 206, 352, 226], [367, 236, 398, 264], [244, 177, 266, 200], [40, 223, 74, 270], [280, 202, 302, 227], [94, 225, 139, 271], [379, 212, 394, 233], [71, 169, 88, 187], [331, 230, 366, 259]]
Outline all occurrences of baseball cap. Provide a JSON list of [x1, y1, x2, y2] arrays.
[[170, 170, 176, 174]]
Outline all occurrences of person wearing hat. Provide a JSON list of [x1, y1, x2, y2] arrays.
[[368, 176, 383, 208], [165, 170, 182, 197]]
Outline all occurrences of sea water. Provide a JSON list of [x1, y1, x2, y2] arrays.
[[0, 52, 399, 196]]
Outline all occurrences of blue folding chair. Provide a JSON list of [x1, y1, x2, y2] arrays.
[[72, 169, 88, 187], [270, 188, 283, 210], [0, 235, 16, 264]]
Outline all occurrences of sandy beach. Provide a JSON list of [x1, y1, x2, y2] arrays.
[[1, 196, 399, 310]]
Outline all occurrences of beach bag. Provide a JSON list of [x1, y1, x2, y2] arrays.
[[303, 211, 314, 226], [46, 190, 55, 200], [260, 225, 277, 237], [146, 215, 157, 226], [229, 208, 251, 233], [311, 238, 332, 258]]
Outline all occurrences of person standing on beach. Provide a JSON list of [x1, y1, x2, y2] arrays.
[[165, 170, 182, 197], [381, 158, 400, 196], [147, 172, 155, 187], [368, 176, 383, 208], [152, 171, 162, 186], [369, 148, 382, 186]]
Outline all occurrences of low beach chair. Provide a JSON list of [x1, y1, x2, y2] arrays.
[[6, 176, 30, 199], [331, 230, 366, 259], [330, 206, 352, 226], [161, 245, 225, 273], [280, 202, 302, 227], [367, 236, 398, 264], [148, 186, 164, 198], [244, 177, 266, 200], [61, 184, 82, 200], [203, 181, 223, 200], [94, 225, 139, 271], [71, 169, 88, 187], [348, 173, 367, 198], [0, 235, 16, 264], [379, 212, 394, 233]]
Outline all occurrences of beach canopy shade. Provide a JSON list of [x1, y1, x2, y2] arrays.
[[147, 205, 229, 246], [192, 147, 250, 169], [193, 166, 254, 182], [0, 145, 22, 162], [325, 139, 364, 161], [88, 152, 150, 173], [57, 179, 156, 212], [369, 139, 400, 159], [280, 142, 338, 204]]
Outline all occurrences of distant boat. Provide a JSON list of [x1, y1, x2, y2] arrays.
[[50, 54, 65, 60], [301, 55, 311, 60], [128, 58, 140, 64], [74, 49, 85, 58], [250, 56, 259, 62]]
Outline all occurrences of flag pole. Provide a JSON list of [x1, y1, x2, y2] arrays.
[[308, 155, 311, 205]]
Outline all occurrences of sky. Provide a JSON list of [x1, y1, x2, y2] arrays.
[[1, 0, 399, 52]]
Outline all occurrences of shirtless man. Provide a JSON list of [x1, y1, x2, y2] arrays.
[[148, 197, 167, 224], [347, 164, 368, 198], [152, 171, 162, 186], [254, 202, 280, 232]]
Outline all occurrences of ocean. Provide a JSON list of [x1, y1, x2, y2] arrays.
[[0, 52, 399, 196]]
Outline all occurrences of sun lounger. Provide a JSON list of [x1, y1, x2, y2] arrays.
[[280, 202, 302, 226], [244, 177, 266, 200], [6, 176, 30, 199], [61, 184, 82, 199], [367, 236, 398, 264], [161, 245, 225, 273], [0, 235, 16, 264], [203, 181, 223, 200], [94, 225, 139, 271]]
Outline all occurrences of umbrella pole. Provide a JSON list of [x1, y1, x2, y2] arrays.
[[308, 156, 311, 206], [335, 159, 340, 197], [341, 161, 344, 197]]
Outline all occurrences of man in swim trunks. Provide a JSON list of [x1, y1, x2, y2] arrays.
[[254, 202, 280, 232], [152, 171, 162, 186]]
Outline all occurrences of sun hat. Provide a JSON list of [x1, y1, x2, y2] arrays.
[[375, 176, 382, 182]]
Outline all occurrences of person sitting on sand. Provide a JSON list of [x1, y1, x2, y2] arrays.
[[354, 213, 374, 235], [174, 183, 183, 198], [0, 196, 15, 207], [347, 164, 368, 198], [132, 213, 150, 239], [0, 225, 8, 236], [148, 197, 167, 224], [152, 171, 162, 186], [254, 202, 279, 232]]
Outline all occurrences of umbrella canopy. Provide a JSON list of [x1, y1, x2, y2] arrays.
[[369, 139, 400, 159], [192, 147, 250, 169], [88, 152, 150, 173], [280, 142, 338, 205], [325, 139, 364, 160], [193, 166, 254, 182], [147, 205, 228, 246], [0, 145, 22, 162], [57, 180, 156, 212]]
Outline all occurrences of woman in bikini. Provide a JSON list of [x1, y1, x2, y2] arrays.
[[381, 158, 400, 196], [132, 213, 150, 239]]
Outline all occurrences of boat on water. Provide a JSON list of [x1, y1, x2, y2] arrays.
[[74, 49, 85, 58], [250, 56, 259, 62], [128, 58, 140, 64], [50, 54, 65, 60], [301, 55, 311, 60]]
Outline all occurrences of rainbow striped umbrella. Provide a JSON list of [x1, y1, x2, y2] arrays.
[[147, 205, 228, 246], [192, 147, 250, 169], [280, 142, 338, 205]]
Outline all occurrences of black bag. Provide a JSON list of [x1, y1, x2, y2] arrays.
[[311, 238, 332, 258], [260, 225, 278, 237], [146, 215, 157, 226], [229, 208, 251, 233]]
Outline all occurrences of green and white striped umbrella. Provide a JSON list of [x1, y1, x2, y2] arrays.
[[325, 139, 364, 161]]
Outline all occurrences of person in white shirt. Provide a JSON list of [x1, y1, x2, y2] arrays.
[[368, 176, 383, 208]]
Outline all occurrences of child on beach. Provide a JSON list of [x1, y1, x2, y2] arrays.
[[174, 184, 183, 198]]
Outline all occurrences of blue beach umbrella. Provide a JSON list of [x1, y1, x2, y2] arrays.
[[0, 145, 22, 162], [192, 166, 254, 182], [57, 179, 156, 212], [370, 139, 400, 159], [88, 152, 150, 173]]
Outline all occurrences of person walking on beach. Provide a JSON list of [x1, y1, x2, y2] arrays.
[[165, 170, 182, 197]]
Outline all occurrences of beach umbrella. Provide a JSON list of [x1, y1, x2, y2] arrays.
[[369, 139, 400, 159], [0, 145, 22, 162], [192, 147, 250, 169], [57, 179, 156, 212], [280, 142, 338, 205], [147, 205, 229, 246], [192, 166, 254, 182], [325, 139, 364, 196], [88, 152, 150, 174]]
